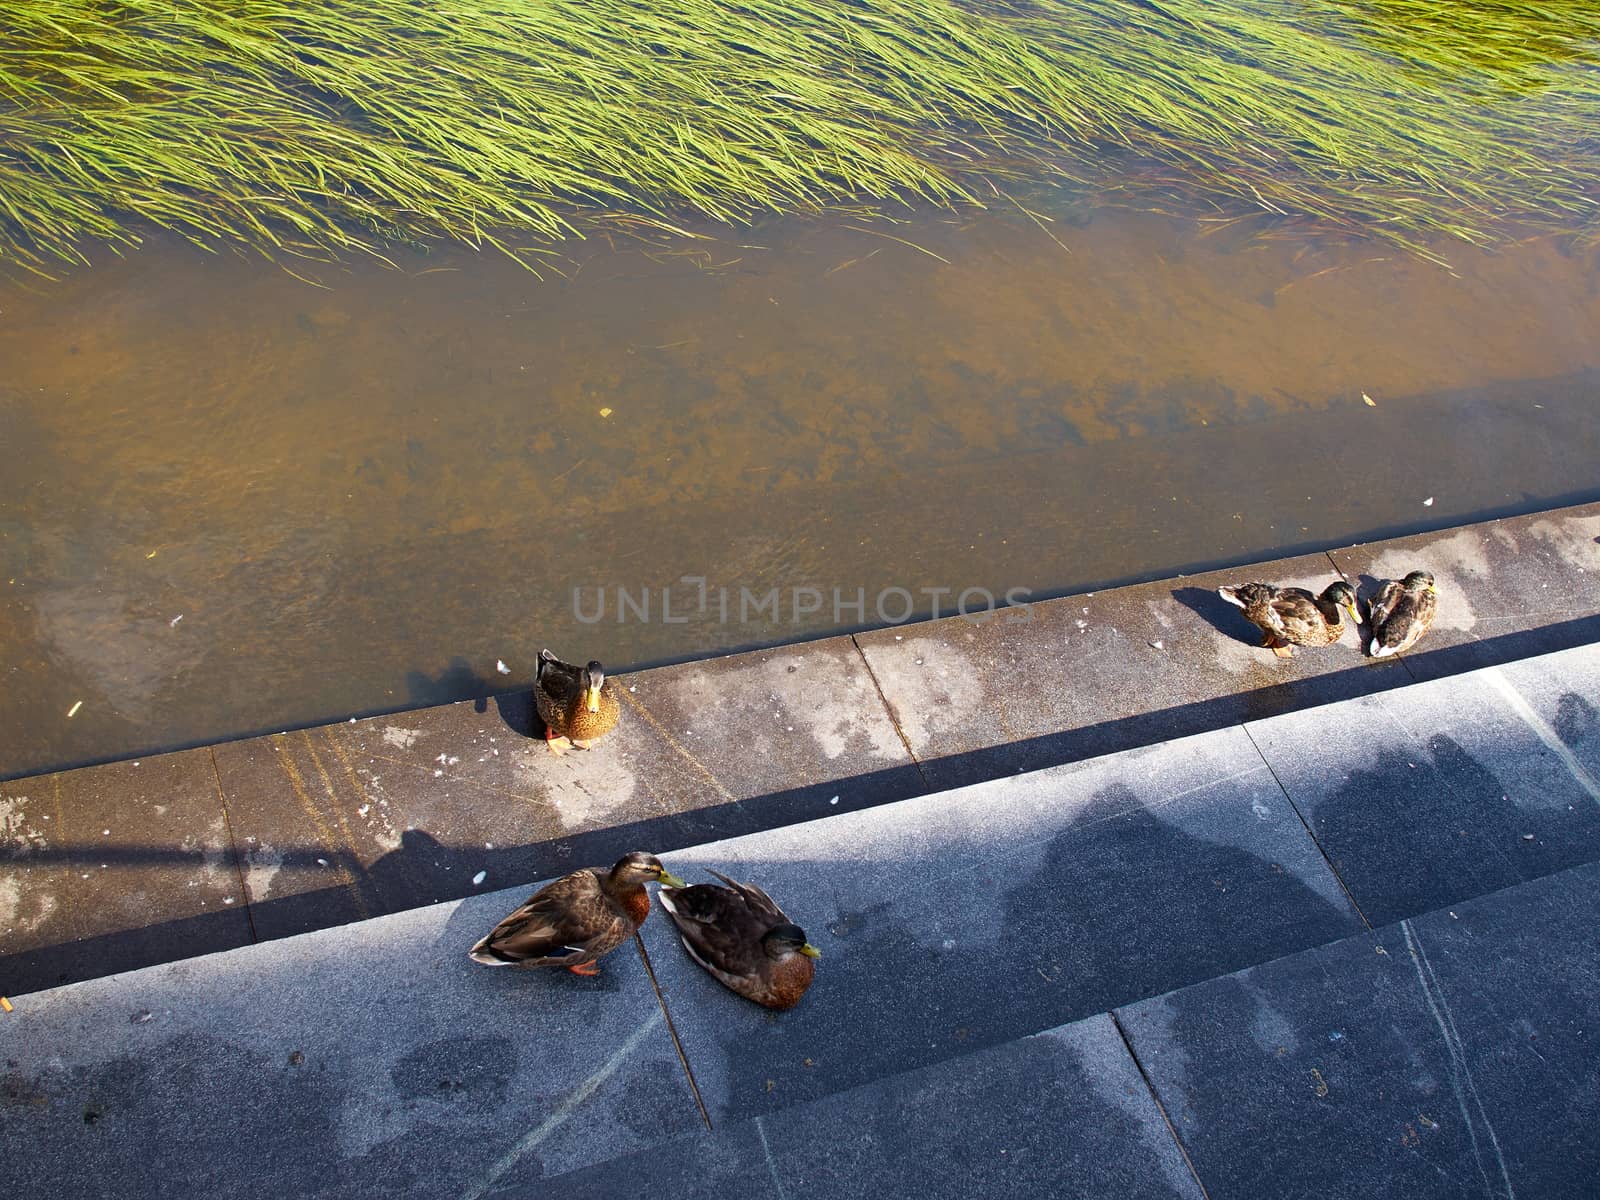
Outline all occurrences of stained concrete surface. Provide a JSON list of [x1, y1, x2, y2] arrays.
[[1329, 503, 1600, 680], [0, 750, 251, 994], [854, 551, 1407, 790], [1247, 643, 1600, 925], [541, 1014, 1205, 1200], [5, 504, 1598, 998], [0, 891, 703, 1200], [641, 726, 1363, 1124], [1118, 860, 1600, 1200], [209, 635, 923, 944], [7, 646, 1600, 1197]]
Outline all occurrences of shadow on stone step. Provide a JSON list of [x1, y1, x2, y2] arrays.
[[1393, 612, 1600, 682], [10, 616, 1595, 999]]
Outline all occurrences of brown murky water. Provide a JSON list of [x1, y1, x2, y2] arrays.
[[3, 205, 1599, 778]]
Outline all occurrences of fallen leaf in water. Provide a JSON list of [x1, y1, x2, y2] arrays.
[[1362, 393, 1376, 406], [598, 407, 613, 418]]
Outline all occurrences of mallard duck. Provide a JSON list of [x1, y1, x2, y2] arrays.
[[1366, 569, 1437, 657], [535, 648, 621, 754], [1217, 579, 1361, 658], [658, 870, 820, 1010], [468, 852, 685, 975]]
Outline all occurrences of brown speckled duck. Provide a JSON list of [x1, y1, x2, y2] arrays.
[[468, 852, 684, 975], [658, 870, 820, 1010], [535, 648, 621, 754], [1367, 570, 1437, 657], [1217, 579, 1361, 658]]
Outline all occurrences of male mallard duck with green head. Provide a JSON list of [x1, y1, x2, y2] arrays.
[[1366, 569, 1437, 657], [535, 648, 621, 754], [659, 870, 820, 1010], [1217, 579, 1361, 658], [468, 852, 684, 976]]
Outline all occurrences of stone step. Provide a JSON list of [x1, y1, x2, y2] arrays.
[[546, 858, 1600, 1199], [5, 501, 1597, 999], [4, 640, 1598, 1196]]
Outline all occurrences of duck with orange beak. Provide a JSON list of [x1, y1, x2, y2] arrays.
[[534, 648, 621, 754]]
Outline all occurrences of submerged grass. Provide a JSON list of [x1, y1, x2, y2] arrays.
[[1, 0, 1599, 271]]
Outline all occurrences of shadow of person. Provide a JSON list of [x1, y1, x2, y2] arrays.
[[1170, 585, 1260, 645], [365, 826, 501, 914], [706, 779, 1360, 1117]]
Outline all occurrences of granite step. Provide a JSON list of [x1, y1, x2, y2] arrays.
[[3, 640, 1598, 1196], [5, 501, 1597, 1000], [545, 858, 1600, 1199]]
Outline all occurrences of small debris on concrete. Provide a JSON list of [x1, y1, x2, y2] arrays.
[[496, 660, 510, 675], [1149, 640, 1164, 650], [169, 614, 184, 627], [288, 1050, 305, 1066], [1423, 497, 1435, 506], [473, 870, 487, 886], [130, 1010, 154, 1024], [829, 795, 839, 805], [1521, 833, 1535, 841], [0, 996, 13, 1013], [67, 700, 83, 718]]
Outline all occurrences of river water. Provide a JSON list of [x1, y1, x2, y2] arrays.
[[3, 204, 1598, 778]]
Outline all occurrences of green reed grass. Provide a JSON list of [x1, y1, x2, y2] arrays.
[[1, 0, 1598, 273]]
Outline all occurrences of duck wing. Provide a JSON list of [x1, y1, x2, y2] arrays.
[[469, 868, 628, 966], [535, 649, 585, 731], [1371, 584, 1437, 655], [658, 877, 780, 981], [1269, 588, 1331, 641], [703, 869, 791, 924], [1366, 580, 1402, 629]]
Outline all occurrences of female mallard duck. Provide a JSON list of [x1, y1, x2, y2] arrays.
[[535, 648, 621, 754], [1367, 569, 1437, 657], [658, 870, 820, 1010], [1217, 579, 1361, 658], [468, 852, 684, 975]]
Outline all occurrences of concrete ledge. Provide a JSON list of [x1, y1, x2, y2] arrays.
[[4, 502, 1598, 996]]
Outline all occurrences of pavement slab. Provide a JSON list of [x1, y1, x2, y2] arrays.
[[1, 749, 251, 996], [542, 1013, 1205, 1200], [7, 506, 1597, 998], [211, 635, 922, 944], [1117, 860, 1600, 1200], [856, 552, 1405, 790], [1328, 500, 1600, 680], [643, 725, 1364, 1124], [1, 774, 79, 994], [1247, 643, 1600, 926], [0, 887, 704, 1200]]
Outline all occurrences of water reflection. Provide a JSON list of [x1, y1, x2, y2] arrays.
[[2, 207, 1597, 777]]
